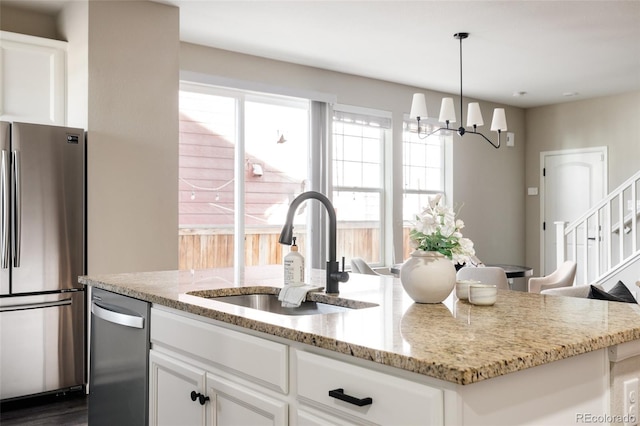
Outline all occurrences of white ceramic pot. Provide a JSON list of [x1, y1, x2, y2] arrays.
[[468, 284, 498, 306], [455, 279, 481, 300], [400, 250, 456, 303]]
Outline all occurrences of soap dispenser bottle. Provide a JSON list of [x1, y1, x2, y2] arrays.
[[284, 237, 304, 286]]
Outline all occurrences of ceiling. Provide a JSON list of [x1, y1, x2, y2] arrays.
[[8, 0, 640, 108]]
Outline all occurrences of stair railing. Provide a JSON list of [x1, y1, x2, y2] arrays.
[[556, 170, 640, 285]]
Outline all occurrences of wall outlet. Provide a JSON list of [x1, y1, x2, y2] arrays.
[[624, 378, 639, 426]]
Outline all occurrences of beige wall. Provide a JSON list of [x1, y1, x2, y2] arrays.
[[180, 43, 527, 266], [83, 0, 179, 274], [0, 5, 60, 40], [524, 91, 640, 276]]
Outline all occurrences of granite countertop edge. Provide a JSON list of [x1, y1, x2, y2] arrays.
[[81, 276, 640, 386]]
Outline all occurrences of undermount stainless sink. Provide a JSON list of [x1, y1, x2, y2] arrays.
[[186, 287, 378, 316], [209, 293, 355, 316]]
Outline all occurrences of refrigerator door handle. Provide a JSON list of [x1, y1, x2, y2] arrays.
[[91, 301, 145, 329], [0, 298, 72, 312], [1, 150, 8, 269], [12, 150, 20, 267]]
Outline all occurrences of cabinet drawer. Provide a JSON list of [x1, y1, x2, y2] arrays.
[[151, 308, 288, 393], [296, 350, 443, 425]]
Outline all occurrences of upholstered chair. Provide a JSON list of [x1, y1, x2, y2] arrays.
[[528, 261, 577, 293], [350, 257, 380, 276]]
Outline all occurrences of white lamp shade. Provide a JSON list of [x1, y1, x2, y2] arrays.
[[490, 108, 508, 131], [410, 93, 428, 119], [466, 102, 484, 127], [438, 97, 456, 123]]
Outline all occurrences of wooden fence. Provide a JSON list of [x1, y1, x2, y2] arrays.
[[179, 226, 413, 270]]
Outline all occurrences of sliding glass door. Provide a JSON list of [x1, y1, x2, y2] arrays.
[[178, 83, 310, 270]]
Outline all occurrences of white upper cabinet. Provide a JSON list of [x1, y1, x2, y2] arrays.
[[0, 31, 67, 125]]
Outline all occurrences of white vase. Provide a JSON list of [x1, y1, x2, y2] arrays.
[[400, 250, 456, 303]]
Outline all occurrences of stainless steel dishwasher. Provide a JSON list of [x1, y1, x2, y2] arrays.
[[89, 287, 150, 425]]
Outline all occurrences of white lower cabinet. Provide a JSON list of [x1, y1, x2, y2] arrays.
[[295, 350, 443, 426], [150, 349, 288, 426], [296, 406, 352, 425], [150, 350, 206, 426], [205, 372, 287, 426], [149, 306, 445, 426], [149, 307, 290, 426]]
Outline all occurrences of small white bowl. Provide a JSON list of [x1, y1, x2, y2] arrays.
[[468, 284, 497, 306], [456, 279, 481, 300]]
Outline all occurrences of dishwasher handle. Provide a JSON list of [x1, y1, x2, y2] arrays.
[[91, 301, 145, 329]]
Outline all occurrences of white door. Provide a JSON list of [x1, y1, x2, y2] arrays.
[[542, 149, 606, 276]]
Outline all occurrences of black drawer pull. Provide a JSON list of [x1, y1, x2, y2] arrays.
[[328, 388, 373, 407]]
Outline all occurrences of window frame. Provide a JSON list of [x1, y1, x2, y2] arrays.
[[400, 115, 451, 261], [330, 104, 392, 267]]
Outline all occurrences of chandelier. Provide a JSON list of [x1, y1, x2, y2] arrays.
[[409, 32, 507, 149]]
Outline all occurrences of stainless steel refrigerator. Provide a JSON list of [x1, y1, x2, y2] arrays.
[[0, 121, 86, 401]]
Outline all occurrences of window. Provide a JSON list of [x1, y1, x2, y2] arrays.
[[331, 107, 391, 266], [178, 83, 310, 270], [402, 119, 448, 260], [178, 83, 449, 272]]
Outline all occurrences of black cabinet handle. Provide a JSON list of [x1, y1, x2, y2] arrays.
[[190, 391, 210, 405], [328, 388, 373, 407], [198, 394, 210, 405]]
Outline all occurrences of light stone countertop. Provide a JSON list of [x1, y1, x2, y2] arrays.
[[80, 266, 640, 385]]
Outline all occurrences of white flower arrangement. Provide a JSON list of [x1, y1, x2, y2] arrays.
[[409, 194, 476, 265]]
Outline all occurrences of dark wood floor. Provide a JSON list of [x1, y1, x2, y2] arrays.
[[0, 393, 87, 426]]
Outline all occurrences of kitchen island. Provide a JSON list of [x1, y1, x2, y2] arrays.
[[80, 266, 640, 425]]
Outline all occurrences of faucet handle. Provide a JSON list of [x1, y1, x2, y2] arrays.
[[326, 257, 349, 293], [335, 257, 349, 283]]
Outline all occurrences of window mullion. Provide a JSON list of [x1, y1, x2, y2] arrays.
[[310, 101, 330, 269], [234, 96, 246, 280]]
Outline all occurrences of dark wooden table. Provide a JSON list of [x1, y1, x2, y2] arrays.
[[485, 264, 533, 279]]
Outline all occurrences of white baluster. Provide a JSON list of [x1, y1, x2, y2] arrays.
[[555, 221, 567, 268]]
